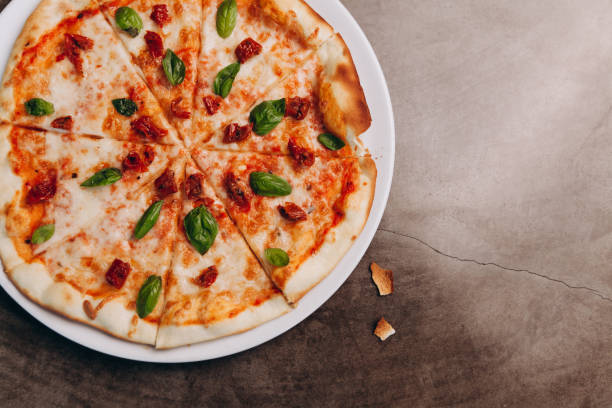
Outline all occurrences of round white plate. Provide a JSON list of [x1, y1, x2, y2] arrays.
[[0, 0, 395, 362]]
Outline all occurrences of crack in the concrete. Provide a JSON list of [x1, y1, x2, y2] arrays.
[[377, 228, 612, 304]]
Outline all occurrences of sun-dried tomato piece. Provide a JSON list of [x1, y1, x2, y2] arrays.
[[68, 33, 94, 50], [203, 95, 222, 115], [195, 265, 218, 288], [170, 97, 191, 119], [285, 97, 310, 120], [155, 168, 178, 198], [50, 116, 73, 130], [288, 137, 315, 167], [224, 172, 250, 212], [185, 173, 204, 200], [131, 116, 168, 140], [123, 146, 155, 173], [144, 30, 164, 59], [235, 38, 262, 63], [64, 33, 94, 75], [26, 170, 57, 205], [142, 145, 156, 167], [278, 202, 308, 222], [123, 151, 143, 172], [105, 259, 131, 289], [150, 4, 171, 27], [223, 123, 251, 144]]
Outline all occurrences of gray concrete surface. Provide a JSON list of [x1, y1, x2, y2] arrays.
[[2, 0, 612, 406]]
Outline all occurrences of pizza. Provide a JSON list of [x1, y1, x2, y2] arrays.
[[0, 0, 179, 144], [99, 0, 201, 138], [0, 0, 377, 349]]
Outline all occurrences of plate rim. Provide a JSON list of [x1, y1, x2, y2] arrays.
[[0, 0, 395, 363]]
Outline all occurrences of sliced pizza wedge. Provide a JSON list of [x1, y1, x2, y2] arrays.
[[189, 0, 335, 146], [191, 149, 376, 303], [99, 0, 201, 139], [0, 0, 179, 144], [198, 33, 371, 157], [157, 162, 289, 348], [0, 125, 180, 271], [2, 145, 185, 344]]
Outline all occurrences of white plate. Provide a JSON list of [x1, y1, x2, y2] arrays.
[[0, 0, 395, 362]]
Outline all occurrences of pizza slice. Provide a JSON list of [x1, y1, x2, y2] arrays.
[[1, 138, 185, 344], [156, 162, 290, 348], [0, 124, 180, 271], [99, 0, 201, 138], [189, 0, 335, 146], [0, 0, 179, 144], [191, 149, 376, 303], [197, 33, 372, 157]]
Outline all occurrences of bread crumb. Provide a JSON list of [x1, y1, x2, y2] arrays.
[[374, 317, 395, 341], [371, 262, 393, 295]]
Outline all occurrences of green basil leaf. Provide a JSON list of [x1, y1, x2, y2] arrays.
[[249, 99, 286, 135], [80, 168, 122, 188], [249, 172, 292, 197], [115, 7, 143, 37], [31, 224, 55, 245], [25, 98, 54, 116], [112, 98, 138, 117], [136, 275, 162, 318], [216, 0, 238, 39], [213, 62, 240, 98], [134, 200, 163, 240], [162, 49, 186, 86], [318, 133, 346, 151], [265, 248, 290, 267], [184, 205, 219, 255]]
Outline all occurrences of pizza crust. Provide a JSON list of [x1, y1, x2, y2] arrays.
[[7, 261, 158, 344], [0, 0, 378, 348], [257, 0, 334, 48], [0, 0, 93, 122], [374, 317, 395, 341], [317, 34, 372, 152], [156, 294, 290, 349], [0, 125, 25, 270], [371, 262, 393, 296], [283, 156, 377, 303]]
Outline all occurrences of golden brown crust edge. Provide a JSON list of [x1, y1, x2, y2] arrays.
[[316, 33, 372, 151], [6, 262, 158, 345], [282, 156, 377, 303], [0, 124, 26, 271], [257, 0, 335, 48]]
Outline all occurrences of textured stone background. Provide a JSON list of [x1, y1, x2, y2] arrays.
[[2, 0, 612, 407]]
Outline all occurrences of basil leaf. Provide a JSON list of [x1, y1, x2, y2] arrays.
[[134, 200, 163, 240], [136, 275, 162, 318], [265, 248, 290, 267], [249, 172, 292, 197], [112, 98, 138, 117], [25, 98, 54, 116], [81, 168, 122, 188], [216, 0, 237, 39], [213, 62, 240, 98], [31, 224, 55, 245], [249, 99, 286, 135], [318, 133, 346, 151], [162, 49, 186, 86], [184, 205, 219, 255], [115, 7, 143, 37]]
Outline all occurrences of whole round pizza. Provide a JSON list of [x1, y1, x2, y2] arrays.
[[0, 0, 376, 349]]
